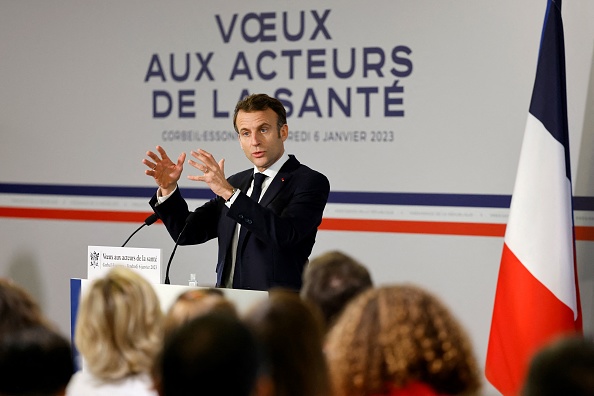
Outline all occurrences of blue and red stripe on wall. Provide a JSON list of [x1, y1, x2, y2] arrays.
[[1, 183, 594, 240]]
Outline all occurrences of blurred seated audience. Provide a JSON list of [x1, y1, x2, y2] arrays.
[[155, 312, 268, 396], [522, 335, 594, 396], [0, 324, 74, 396], [66, 267, 163, 396], [325, 284, 481, 396], [163, 288, 237, 339], [244, 289, 330, 396], [300, 250, 372, 332]]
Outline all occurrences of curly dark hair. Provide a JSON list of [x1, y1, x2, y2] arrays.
[[325, 284, 481, 396]]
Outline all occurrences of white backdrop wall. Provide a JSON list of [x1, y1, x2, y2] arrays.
[[2, 2, 594, 395]]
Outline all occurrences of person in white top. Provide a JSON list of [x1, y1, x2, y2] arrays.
[[66, 267, 163, 396]]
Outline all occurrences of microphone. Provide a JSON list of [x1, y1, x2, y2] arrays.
[[164, 211, 198, 284], [121, 213, 159, 247]]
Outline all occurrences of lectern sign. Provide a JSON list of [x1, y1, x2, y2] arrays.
[[87, 246, 161, 284]]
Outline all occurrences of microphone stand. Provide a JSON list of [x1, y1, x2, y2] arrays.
[[121, 213, 159, 247], [164, 212, 197, 284]]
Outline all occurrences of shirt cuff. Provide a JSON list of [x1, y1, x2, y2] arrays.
[[156, 186, 177, 205], [224, 188, 241, 208]]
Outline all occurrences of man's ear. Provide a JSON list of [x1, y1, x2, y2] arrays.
[[280, 124, 289, 141]]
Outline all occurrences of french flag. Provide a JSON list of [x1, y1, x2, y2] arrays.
[[485, 1, 582, 395]]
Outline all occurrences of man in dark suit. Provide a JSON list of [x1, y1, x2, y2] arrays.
[[143, 94, 330, 291]]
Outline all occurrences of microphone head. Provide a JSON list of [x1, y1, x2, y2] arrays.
[[145, 213, 159, 226]]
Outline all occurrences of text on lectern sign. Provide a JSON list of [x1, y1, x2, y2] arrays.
[[88, 245, 161, 284]]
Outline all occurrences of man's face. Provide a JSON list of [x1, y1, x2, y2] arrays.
[[236, 108, 288, 171]]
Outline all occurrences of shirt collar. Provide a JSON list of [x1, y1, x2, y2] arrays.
[[253, 152, 290, 180]]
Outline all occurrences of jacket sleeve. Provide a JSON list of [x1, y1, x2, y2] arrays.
[[150, 188, 222, 245], [226, 169, 330, 249]]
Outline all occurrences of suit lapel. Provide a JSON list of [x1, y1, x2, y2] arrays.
[[238, 170, 253, 191], [260, 155, 299, 207]]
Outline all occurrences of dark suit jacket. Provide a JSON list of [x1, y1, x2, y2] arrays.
[[150, 155, 330, 291]]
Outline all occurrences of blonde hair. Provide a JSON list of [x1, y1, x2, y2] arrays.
[[163, 288, 237, 339], [325, 284, 481, 396], [75, 267, 163, 380]]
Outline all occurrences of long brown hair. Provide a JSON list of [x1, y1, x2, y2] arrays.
[[244, 289, 330, 396]]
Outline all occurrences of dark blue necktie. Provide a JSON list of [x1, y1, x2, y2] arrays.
[[249, 172, 267, 202]]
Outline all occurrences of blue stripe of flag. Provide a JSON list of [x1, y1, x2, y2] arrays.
[[528, 0, 571, 180]]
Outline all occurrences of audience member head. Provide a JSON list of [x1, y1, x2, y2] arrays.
[[0, 324, 74, 396], [156, 313, 263, 396], [0, 278, 49, 338], [522, 335, 594, 396], [300, 250, 373, 331], [74, 266, 163, 381], [163, 288, 237, 339], [244, 289, 330, 396], [325, 284, 481, 396]]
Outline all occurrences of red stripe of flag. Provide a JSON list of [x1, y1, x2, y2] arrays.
[[486, 244, 578, 394]]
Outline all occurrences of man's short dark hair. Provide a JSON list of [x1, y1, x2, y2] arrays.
[[158, 313, 262, 396], [233, 93, 287, 134], [300, 250, 373, 330], [522, 335, 594, 396]]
